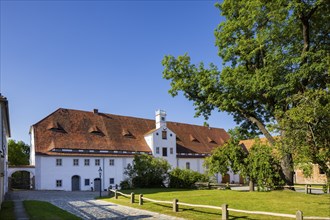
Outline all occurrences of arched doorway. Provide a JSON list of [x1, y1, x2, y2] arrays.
[[10, 171, 34, 190], [221, 174, 230, 184], [94, 178, 101, 192], [71, 175, 80, 191]]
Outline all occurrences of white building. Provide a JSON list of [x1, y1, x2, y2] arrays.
[[30, 108, 241, 191], [0, 95, 11, 207]]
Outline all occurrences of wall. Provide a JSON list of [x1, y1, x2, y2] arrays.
[[295, 164, 327, 184], [35, 155, 133, 191]]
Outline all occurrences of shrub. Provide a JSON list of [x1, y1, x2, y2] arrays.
[[169, 167, 208, 188]]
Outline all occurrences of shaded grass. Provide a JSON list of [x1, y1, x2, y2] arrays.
[[103, 188, 330, 220], [0, 201, 15, 220], [23, 200, 81, 220]]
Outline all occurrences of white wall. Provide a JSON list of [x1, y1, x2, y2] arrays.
[[35, 155, 133, 191]]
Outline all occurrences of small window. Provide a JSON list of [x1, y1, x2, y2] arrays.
[[162, 131, 167, 139], [73, 159, 79, 166], [84, 159, 90, 166], [109, 159, 115, 166], [85, 179, 90, 186], [186, 162, 190, 170], [170, 148, 173, 154], [56, 180, 62, 187], [162, 147, 167, 157], [109, 178, 115, 184], [95, 159, 100, 166], [56, 159, 62, 166], [319, 168, 325, 174], [156, 147, 160, 154]]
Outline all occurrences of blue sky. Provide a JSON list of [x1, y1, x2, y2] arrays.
[[1, 0, 235, 144]]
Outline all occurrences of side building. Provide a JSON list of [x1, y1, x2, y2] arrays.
[[0, 95, 11, 207], [30, 108, 241, 191]]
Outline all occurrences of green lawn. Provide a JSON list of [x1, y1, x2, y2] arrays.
[[103, 188, 330, 220], [23, 200, 81, 220], [0, 201, 15, 220]]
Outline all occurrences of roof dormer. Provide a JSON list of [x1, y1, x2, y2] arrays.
[[47, 121, 65, 133]]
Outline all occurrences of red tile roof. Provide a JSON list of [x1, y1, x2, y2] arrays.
[[32, 108, 230, 156]]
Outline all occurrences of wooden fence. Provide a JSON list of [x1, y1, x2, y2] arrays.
[[108, 189, 330, 220]]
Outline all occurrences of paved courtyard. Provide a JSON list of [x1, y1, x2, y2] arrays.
[[8, 190, 184, 220]]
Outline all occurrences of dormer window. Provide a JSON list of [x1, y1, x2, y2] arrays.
[[190, 134, 199, 143], [88, 125, 103, 136], [47, 121, 65, 133], [162, 130, 167, 139], [207, 137, 217, 144], [122, 129, 135, 138]]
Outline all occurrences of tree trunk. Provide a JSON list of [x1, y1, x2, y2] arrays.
[[249, 180, 254, 192]]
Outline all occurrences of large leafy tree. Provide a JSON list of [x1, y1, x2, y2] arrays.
[[8, 140, 30, 165], [162, 0, 329, 185]]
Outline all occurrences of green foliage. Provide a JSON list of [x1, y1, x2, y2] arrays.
[[8, 139, 30, 165], [124, 154, 171, 188], [246, 142, 284, 190], [162, 0, 329, 184], [205, 131, 284, 190], [119, 179, 131, 190], [169, 167, 208, 188]]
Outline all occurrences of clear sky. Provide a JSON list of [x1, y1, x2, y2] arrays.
[[0, 0, 235, 144]]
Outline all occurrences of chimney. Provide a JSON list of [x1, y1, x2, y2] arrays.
[[93, 109, 99, 114], [155, 109, 166, 129]]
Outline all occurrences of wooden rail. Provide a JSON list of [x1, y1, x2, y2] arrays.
[[108, 189, 330, 220]]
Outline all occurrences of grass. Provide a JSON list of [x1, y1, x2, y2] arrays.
[[23, 200, 81, 220], [103, 188, 330, 220], [0, 201, 15, 220]]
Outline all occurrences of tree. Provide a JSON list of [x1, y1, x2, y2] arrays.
[[205, 129, 283, 191], [280, 90, 330, 183], [162, 0, 329, 185], [123, 154, 171, 188], [8, 140, 30, 165]]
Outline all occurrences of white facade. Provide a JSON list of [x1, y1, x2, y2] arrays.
[[0, 95, 10, 207], [34, 155, 133, 191]]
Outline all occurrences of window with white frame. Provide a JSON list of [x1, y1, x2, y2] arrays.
[[156, 147, 160, 154], [170, 148, 173, 154], [85, 179, 90, 186], [56, 180, 62, 187], [95, 159, 100, 166], [109, 159, 115, 166], [73, 159, 79, 166], [84, 159, 90, 166], [56, 158, 62, 166], [109, 178, 115, 185], [186, 162, 190, 170]]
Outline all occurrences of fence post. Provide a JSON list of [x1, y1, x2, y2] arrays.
[[222, 204, 228, 220], [305, 185, 308, 194], [173, 199, 178, 212], [309, 184, 312, 194], [130, 192, 135, 204], [139, 194, 143, 205], [296, 210, 303, 220], [115, 190, 118, 199]]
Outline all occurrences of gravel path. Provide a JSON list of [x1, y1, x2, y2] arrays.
[[8, 190, 184, 220]]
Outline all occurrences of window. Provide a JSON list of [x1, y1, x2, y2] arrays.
[[95, 159, 100, 166], [170, 148, 173, 154], [56, 159, 62, 166], [186, 162, 190, 170], [73, 159, 79, 166], [109, 178, 115, 184], [319, 168, 325, 174], [56, 180, 62, 187], [162, 147, 167, 157], [84, 159, 90, 166], [162, 130, 167, 139], [156, 147, 160, 154], [109, 159, 115, 166], [85, 179, 90, 186]]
